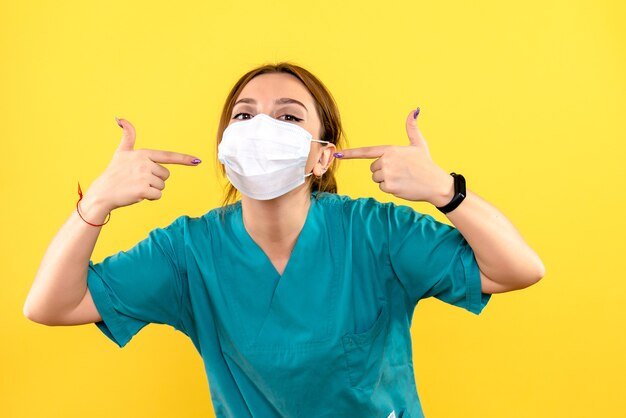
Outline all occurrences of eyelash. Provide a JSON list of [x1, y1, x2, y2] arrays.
[[232, 112, 303, 122]]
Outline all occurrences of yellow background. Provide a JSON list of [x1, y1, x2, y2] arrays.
[[2, 0, 624, 417]]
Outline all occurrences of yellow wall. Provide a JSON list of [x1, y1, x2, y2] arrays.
[[2, 0, 624, 417]]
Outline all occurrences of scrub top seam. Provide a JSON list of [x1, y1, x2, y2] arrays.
[[87, 264, 138, 348], [152, 227, 186, 332]]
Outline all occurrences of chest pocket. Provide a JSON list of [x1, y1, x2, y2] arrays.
[[218, 328, 350, 416], [341, 301, 397, 392]]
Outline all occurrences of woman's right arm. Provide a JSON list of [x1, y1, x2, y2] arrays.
[[23, 118, 201, 326], [24, 195, 110, 325]]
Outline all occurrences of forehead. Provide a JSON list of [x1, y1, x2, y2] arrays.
[[237, 73, 314, 104]]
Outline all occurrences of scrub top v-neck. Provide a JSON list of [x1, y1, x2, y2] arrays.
[[86, 192, 491, 418]]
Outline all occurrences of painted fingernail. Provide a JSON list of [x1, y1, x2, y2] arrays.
[[333, 152, 344, 158], [191, 158, 202, 164], [115, 116, 123, 128], [413, 107, 420, 119]]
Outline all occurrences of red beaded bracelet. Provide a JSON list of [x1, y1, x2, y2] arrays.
[[76, 181, 111, 227]]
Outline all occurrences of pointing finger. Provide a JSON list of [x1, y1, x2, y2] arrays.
[[335, 145, 391, 160], [141, 149, 202, 166]]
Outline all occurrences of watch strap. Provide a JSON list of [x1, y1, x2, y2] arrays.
[[436, 173, 466, 214]]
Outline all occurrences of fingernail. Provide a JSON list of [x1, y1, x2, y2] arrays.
[[115, 116, 123, 128], [191, 158, 202, 164], [333, 152, 344, 158], [413, 107, 420, 119]]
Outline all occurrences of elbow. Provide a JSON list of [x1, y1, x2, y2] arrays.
[[23, 301, 56, 326], [535, 260, 546, 282], [23, 292, 39, 323], [517, 259, 546, 290], [23, 302, 37, 323], [481, 259, 546, 294], [23, 301, 43, 324], [505, 260, 546, 292], [531, 258, 546, 284]]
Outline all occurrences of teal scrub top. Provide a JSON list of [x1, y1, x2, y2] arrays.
[[87, 192, 491, 418]]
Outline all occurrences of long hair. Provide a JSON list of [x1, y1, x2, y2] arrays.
[[216, 62, 346, 206]]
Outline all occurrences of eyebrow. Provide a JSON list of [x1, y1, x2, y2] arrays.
[[234, 97, 308, 112]]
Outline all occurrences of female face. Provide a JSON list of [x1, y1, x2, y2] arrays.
[[228, 72, 335, 177]]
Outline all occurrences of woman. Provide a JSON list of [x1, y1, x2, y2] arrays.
[[24, 62, 545, 418]]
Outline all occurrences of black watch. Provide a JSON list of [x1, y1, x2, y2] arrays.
[[436, 173, 466, 214]]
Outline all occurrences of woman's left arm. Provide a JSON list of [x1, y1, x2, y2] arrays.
[[430, 186, 545, 294], [335, 108, 545, 294]]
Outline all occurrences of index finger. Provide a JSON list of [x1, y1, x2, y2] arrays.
[[336, 146, 391, 160], [141, 149, 202, 166]]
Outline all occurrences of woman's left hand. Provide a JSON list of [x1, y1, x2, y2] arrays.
[[335, 108, 454, 205]]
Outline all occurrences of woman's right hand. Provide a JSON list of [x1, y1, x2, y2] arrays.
[[80, 117, 202, 219]]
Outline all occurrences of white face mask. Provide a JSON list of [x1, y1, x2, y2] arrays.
[[218, 113, 330, 200]]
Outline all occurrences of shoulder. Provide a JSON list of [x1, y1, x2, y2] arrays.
[[314, 192, 429, 224], [314, 191, 387, 212], [154, 202, 239, 239]]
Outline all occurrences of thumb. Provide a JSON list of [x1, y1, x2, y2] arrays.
[[405, 107, 429, 152], [115, 117, 136, 151]]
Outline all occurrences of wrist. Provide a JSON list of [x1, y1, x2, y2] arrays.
[[78, 193, 112, 224], [428, 174, 455, 207]]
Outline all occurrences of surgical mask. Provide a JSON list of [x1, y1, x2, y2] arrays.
[[218, 113, 330, 200]]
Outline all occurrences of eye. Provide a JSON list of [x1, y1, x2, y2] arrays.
[[279, 114, 304, 122], [232, 112, 253, 120]]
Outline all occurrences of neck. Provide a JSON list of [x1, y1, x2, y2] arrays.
[[241, 185, 312, 247]]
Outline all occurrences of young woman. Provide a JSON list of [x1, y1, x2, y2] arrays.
[[24, 62, 545, 418]]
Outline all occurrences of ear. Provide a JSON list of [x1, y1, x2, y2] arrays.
[[312, 143, 337, 176]]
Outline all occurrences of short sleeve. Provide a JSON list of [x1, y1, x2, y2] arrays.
[[387, 204, 491, 315], [87, 216, 188, 348]]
